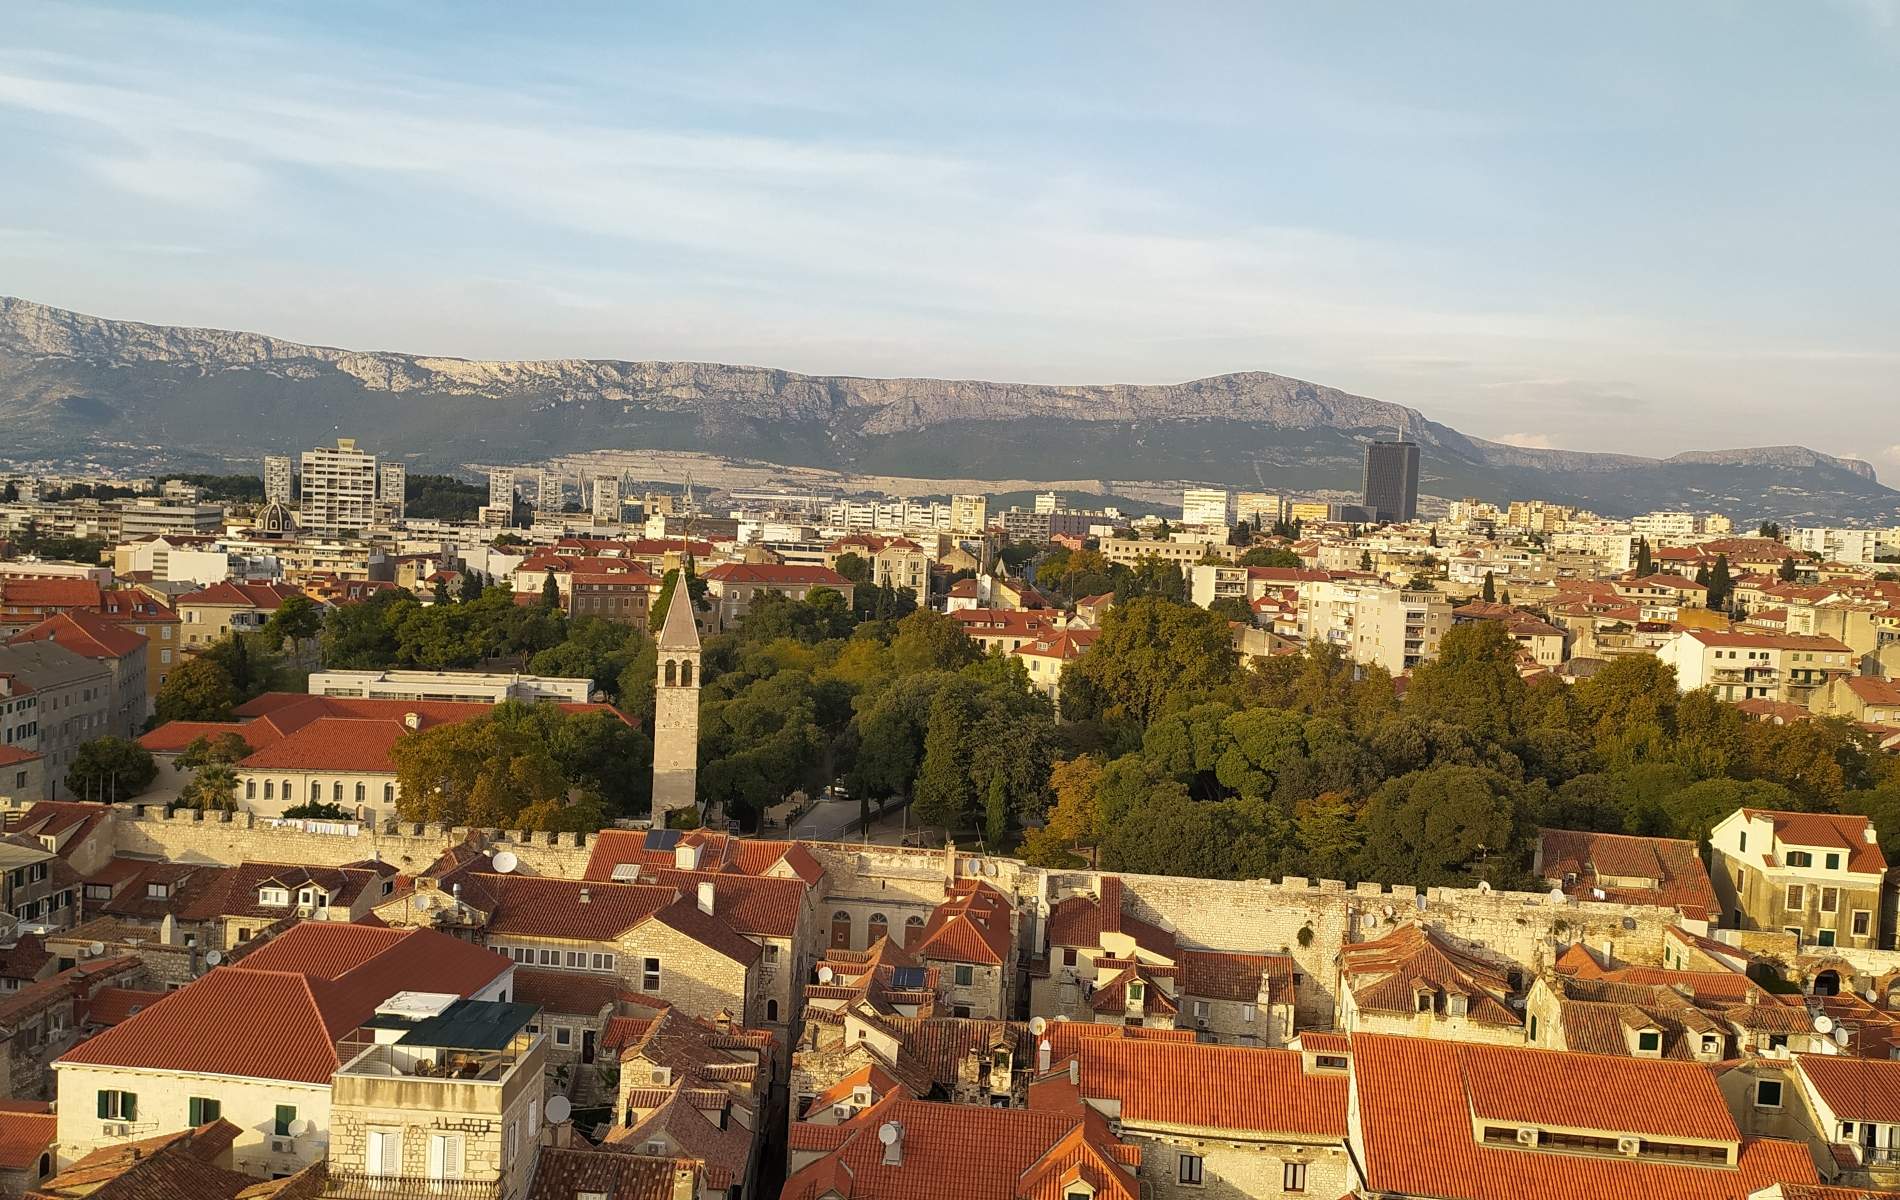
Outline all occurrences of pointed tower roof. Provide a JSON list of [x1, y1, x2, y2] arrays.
[[657, 581, 700, 652]]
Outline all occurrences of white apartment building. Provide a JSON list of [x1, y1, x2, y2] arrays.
[[488, 469, 516, 511], [537, 471, 564, 513], [117, 501, 225, 540], [950, 493, 989, 533], [262, 454, 294, 505], [1549, 530, 1640, 574], [1182, 487, 1232, 528], [307, 668, 592, 704], [298, 438, 379, 538], [1298, 579, 1450, 675], [824, 497, 972, 534], [1793, 526, 1894, 565], [1657, 629, 1855, 705], [1034, 491, 1061, 515]]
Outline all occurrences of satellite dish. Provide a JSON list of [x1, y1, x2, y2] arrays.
[[1382, 904, 1395, 919], [1547, 887, 1567, 904], [286, 1118, 311, 1137], [876, 1121, 903, 1146], [985, 861, 998, 877], [1814, 1014, 1836, 1035], [1834, 1025, 1852, 1047], [817, 966, 834, 984], [1362, 913, 1379, 929], [1868, 988, 1881, 1004], [1029, 1016, 1048, 1035], [546, 1096, 572, 1125], [1477, 880, 1492, 894], [492, 851, 519, 875], [88, 942, 106, 957], [968, 858, 983, 876], [415, 893, 434, 910], [1053, 1014, 1070, 1022], [204, 950, 223, 966]]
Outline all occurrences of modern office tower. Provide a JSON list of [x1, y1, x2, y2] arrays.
[[1181, 487, 1232, 527], [262, 454, 294, 505], [298, 437, 379, 537], [1362, 440, 1420, 524]]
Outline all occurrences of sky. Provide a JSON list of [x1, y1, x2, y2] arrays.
[[3, 2, 1898, 473]]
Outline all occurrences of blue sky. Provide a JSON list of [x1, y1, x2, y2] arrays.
[[3, 2, 1898, 472]]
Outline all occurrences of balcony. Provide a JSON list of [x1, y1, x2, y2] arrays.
[[315, 1170, 502, 1199]]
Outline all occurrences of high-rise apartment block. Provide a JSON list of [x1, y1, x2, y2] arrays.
[[298, 438, 379, 537], [1362, 440, 1420, 524], [487, 469, 516, 511], [262, 454, 294, 505], [591, 474, 623, 523], [378, 462, 406, 523], [537, 471, 564, 514], [950, 493, 989, 533], [1182, 487, 1233, 528]]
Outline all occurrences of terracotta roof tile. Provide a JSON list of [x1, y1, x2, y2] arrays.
[[1078, 1037, 1347, 1136], [1795, 1054, 1900, 1124], [0, 1108, 54, 1171]]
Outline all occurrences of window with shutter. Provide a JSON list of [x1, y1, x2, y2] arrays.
[[428, 1132, 464, 1179]]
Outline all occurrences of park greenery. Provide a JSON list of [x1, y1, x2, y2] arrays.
[[130, 542, 1900, 875]]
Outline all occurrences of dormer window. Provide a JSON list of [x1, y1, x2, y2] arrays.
[[1825, 853, 1841, 871], [259, 887, 290, 907], [1636, 1030, 1661, 1054], [145, 882, 169, 900], [1448, 994, 1469, 1018], [297, 888, 327, 909], [1127, 982, 1146, 1005], [1787, 851, 1813, 868]]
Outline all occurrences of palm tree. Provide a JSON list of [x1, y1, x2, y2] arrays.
[[179, 764, 240, 813]]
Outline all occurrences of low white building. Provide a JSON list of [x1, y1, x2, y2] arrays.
[[307, 669, 592, 705]]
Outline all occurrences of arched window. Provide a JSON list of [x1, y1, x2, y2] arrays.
[[680, 660, 693, 686], [766, 998, 779, 1022], [245, 779, 256, 800], [867, 913, 889, 944], [36, 1152, 49, 1180], [310, 780, 321, 801], [355, 782, 366, 803], [830, 910, 852, 949], [384, 782, 395, 804], [665, 660, 678, 686], [264, 780, 274, 800], [283, 780, 292, 801], [332, 781, 344, 801]]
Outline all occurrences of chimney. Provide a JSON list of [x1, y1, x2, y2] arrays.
[[675, 842, 700, 870], [579, 887, 591, 905], [944, 840, 957, 889], [1037, 1037, 1052, 1073], [672, 1166, 697, 1200], [159, 913, 176, 946], [1866, 825, 1880, 845], [697, 880, 715, 916], [403, 711, 421, 731], [1068, 1057, 1078, 1085]]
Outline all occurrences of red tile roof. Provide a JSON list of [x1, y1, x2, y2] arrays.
[[6, 610, 146, 659], [1744, 809, 1887, 874], [910, 880, 1014, 966], [174, 581, 304, 610], [0, 578, 103, 611], [1078, 1037, 1347, 1136], [136, 720, 272, 755], [1795, 1054, 1900, 1124], [1537, 829, 1720, 919], [0, 1107, 54, 1171], [700, 562, 852, 587], [1351, 1033, 1816, 1200], [1341, 923, 1521, 1027], [59, 925, 507, 1084], [235, 716, 410, 773]]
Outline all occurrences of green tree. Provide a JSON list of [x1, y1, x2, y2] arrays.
[[1659, 777, 1800, 844], [1778, 556, 1799, 583], [889, 611, 980, 675], [1706, 554, 1734, 610], [1359, 765, 1528, 886], [912, 684, 976, 832], [175, 732, 253, 769], [1403, 621, 1527, 748], [1295, 791, 1364, 880], [1066, 597, 1237, 728], [984, 772, 1009, 849], [462, 570, 485, 602], [65, 737, 158, 803], [833, 552, 871, 584], [263, 593, 323, 645], [433, 576, 451, 605], [1481, 571, 1496, 603], [1635, 537, 1653, 576], [1237, 546, 1302, 569], [154, 655, 239, 723], [541, 569, 561, 609], [1759, 521, 1782, 541], [176, 764, 240, 813]]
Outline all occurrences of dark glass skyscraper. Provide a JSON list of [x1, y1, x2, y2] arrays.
[[1362, 440, 1420, 524]]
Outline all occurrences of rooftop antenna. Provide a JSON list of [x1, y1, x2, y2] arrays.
[[1398, 409, 1412, 444]]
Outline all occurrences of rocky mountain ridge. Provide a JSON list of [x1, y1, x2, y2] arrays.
[[0, 297, 1891, 521]]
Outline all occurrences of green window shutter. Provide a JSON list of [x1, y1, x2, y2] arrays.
[[123, 1093, 136, 1122], [97, 1090, 109, 1119], [275, 1105, 296, 1136], [188, 1097, 200, 1125]]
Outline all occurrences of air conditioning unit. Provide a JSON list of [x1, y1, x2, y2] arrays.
[[834, 1104, 853, 1120], [650, 1067, 672, 1086], [851, 1085, 873, 1107], [1617, 1136, 1642, 1157], [1196, 1017, 1209, 1030], [270, 1138, 295, 1154], [1515, 1127, 1539, 1146], [102, 1122, 129, 1137]]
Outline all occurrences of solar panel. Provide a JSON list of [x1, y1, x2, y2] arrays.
[[642, 829, 683, 852], [891, 966, 927, 990]]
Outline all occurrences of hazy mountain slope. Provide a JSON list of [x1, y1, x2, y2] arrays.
[[0, 297, 1891, 522]]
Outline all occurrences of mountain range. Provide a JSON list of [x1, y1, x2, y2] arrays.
[[1, 296, 1893, 523]]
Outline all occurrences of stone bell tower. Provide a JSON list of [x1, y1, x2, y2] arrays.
[[650, 580, 701, 826]]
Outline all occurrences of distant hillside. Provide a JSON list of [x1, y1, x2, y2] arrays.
[[1, 297, 1893, 523]]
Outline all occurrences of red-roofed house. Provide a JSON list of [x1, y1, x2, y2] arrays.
[[1710, 810, 1890, 950], [0, 579, 105, 636], [91, 590, 180, 714], [1012, 629, 1097, 704], [1790, 1054, 1900, 1184], [906, 881, 1017, 1020], [1535, 828, 1721, 920], [53, 923, 510, 1176], [1338, 923, 1526, 1046], [0, 1102, 55, 1193], [700, 563, 854, 629], [7, 613, 147, 739], [174, 581, 306, 649], [1659, 629, 1856, 706], [1811, 675, 1900, 725], [1351, 1032, 1819, 1200]]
